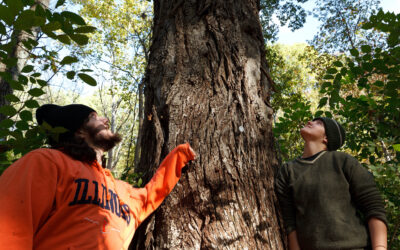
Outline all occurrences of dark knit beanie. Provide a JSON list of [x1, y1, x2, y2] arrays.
[[313, 117, 346, 151], [36, 104, 96, 133]]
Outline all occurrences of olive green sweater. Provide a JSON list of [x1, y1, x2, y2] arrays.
[[275, 151, 387, 250]]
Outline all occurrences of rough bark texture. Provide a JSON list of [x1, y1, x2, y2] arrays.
[[131, 0, 285, 249]]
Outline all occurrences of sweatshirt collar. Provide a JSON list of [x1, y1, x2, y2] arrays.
[[296, 150, 327, 164]]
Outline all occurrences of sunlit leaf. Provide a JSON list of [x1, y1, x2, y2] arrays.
[[60, 56, 78, 65], [25, 100, 39, 108], [28, 88, 45, 97], [20, 110, 33, 121], [74, 25, 97, 34], [61, 11, 86, 25], [70, 34, 88, 45], [78, 73, 96, 86]]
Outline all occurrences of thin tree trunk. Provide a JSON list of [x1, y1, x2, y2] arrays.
[[131, 0, 285, 249], [0, 0, 50, 122], [133, 81, 144, 169]]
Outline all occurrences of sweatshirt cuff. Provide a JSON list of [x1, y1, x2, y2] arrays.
[[179, 143, 195, 161], [366, 214, 388, 228]]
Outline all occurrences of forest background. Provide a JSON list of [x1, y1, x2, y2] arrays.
[[0, 0, 399, 248]]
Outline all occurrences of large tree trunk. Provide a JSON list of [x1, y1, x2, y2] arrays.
[[0, 0, 50, 123], [131, 0, 285, 249]]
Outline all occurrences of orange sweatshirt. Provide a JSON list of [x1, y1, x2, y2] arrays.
[[0, 143, 195, 250]]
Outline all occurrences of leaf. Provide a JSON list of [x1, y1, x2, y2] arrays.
[[22, 65, 34, 73], [318, 97, 328, 108], [57, 34, 71, 45], [34, 3, 46, 17], [360, 45, 371, 53], [40, 121, 52, 131], [0, 118, 14, 129], [16, 120, 29, 130], [15, 10, 45, 30], [324, 111, 332, 118], [78, 73, 97, 86], [362, 62, 373, 72], [321, 82, 331, 89], [314, 110, 323, 117], [41, 21, 62, 33], [55, 0, 66, 8], [0, 22, 6, 35], [25, 100, 39, 108], [137, 178, 143, 187], [66, 71, 76, 79], [70, 34, 89, 45], [326, 68, 337, 74], [28, 88, 45, 97], [74, 25, 97, 34], [393, 144, 400, 152], [350, 48, 359, 57], [5, 94, 20, 103], [9, 81, 24, 91], [333, 61, 343, 67], [7, 0, 24, 15], [19, 75, 28, 85], [0, 105, 17, 116], [323, 74, 334, 80], [0, 5, 13, 25], [37, 79, 47, 87], [61, 11, 86, 25], [80, 69, 93, 72], [20, 110, 33, 121], [60, 56, 78, 65]]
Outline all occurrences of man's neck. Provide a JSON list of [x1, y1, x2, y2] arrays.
[[92, 147, 104, 164], [302, 141, 327, 158]]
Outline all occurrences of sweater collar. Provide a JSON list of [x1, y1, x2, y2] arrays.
[[296, 150, 327, 164]]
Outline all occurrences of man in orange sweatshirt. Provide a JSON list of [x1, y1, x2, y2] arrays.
[[0, 104, 196, 250]]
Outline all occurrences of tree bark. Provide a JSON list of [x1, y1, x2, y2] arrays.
[[131, 0, 285, 249], [133, 80, 144, 169]]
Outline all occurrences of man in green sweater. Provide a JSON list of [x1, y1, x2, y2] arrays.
[[275, 117, 387, 250]]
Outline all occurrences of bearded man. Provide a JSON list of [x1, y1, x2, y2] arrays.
[[0, 104, 196, 250]]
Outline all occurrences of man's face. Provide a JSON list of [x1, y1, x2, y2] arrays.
[[82, 112, 122, 151], [300, 119, 327, 144]]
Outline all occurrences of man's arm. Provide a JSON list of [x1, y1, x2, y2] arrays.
[[0, 150, 58, 249], [288, 230, 301, 250], [134, 143, 196, 224], [368, 217, 387, 250], [275, 164, 297, 240], [344, 157, 388, 249]]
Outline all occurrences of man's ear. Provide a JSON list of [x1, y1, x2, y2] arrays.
[[323, 136, 328, 145], [75, 128, 87, 139]]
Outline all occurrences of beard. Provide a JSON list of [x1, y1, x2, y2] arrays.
[[86, 124, 122, 151]]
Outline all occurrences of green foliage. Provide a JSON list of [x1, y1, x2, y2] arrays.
[[319, 11, 400, 248], [310, 0, 383, 53], [0, 0, 96, 174], [260, 0, 308, 42], [269, 44, 334, 161], [121, 171, 143, 187]]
